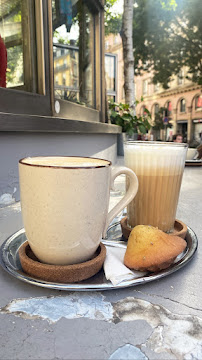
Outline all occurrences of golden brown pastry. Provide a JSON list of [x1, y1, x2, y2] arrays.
[[124, 225, 187, 272]]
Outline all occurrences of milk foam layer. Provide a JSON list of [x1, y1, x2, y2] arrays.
[[125, 143, 187, 175], [21, 156, 110, 168]]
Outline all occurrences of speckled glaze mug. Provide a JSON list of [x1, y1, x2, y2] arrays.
[[19, 156, 138, 265]]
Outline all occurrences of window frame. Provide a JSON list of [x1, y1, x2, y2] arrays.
[[180, 98, 186, 113], [0, 0, 107, 131]]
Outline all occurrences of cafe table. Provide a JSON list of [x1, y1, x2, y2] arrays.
[[0, 159, 201, 360]]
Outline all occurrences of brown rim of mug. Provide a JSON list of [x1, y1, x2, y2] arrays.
[[19, 156, 112, 169]]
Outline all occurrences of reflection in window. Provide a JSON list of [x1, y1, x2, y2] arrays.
[[180, 99, 186, 112], [105, 54, 116, 101], [0, 0, 36, 91], [52, 0, 94, 108]]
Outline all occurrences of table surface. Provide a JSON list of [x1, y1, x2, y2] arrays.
[[0, 159, 201, 360]]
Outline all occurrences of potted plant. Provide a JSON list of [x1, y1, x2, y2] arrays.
[[108, 100, 151, 155]]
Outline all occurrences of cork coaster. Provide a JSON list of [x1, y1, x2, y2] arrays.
[[120, 217, 187, 240], [19, 242, 106, 283]]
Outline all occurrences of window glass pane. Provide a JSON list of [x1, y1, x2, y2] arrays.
[[105, 55, 115, 92], [195, 95, 202, 109], [53, 44, 79, 102], [180, 99, 186, 112], [0, 0, 37, 91], [52, 0, 94, 108]]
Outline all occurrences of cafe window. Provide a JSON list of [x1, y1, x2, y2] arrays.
[[180, 98, 186, 113], [52, 0, 98, 109], [0, 0, 36, 91], [0, 0, 105, 126], [0, 0, 51, 118]]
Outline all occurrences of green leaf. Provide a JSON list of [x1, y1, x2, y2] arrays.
[[138, 124, 147, 134]]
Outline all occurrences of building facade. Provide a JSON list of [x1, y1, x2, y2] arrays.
[[105, 34, 202, 143]]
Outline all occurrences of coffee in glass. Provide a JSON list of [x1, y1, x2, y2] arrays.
[[124, 141, 188, 233]]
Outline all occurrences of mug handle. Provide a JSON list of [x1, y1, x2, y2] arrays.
[[102, 166, 138, 238]]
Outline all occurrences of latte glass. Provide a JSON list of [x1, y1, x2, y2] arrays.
[[124, 141, 188, 233]]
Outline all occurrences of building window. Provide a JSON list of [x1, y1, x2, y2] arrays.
[[178, 70, 184, 85], [105, 54, 116, 101], [154, 104, 159, 117], [195, 95, 202, 109], [143, 80, 148, 95], [180, 99, 186, 113]]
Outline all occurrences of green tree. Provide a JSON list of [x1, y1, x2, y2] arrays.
[[152, 107, 172, 130], [133, 0, 202, 87], [105, 0, 122, 35], [105, 0, 202, 88]]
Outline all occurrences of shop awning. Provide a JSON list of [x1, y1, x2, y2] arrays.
[[177, 120, 187, 124], [193, 119, 202, 123]]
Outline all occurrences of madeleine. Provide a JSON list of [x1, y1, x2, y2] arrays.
[[124, 225, 187, 272]]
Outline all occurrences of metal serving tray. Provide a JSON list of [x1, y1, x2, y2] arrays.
[[0, 224, 198, 291]]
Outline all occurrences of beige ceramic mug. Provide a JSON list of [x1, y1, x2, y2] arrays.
[[19, 156, 138, 265]]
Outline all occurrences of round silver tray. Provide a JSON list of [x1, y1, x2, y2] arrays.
[[0, 224, 198, 291]]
